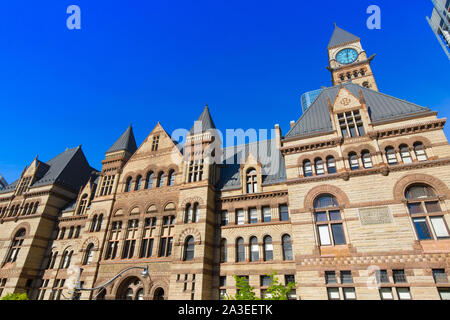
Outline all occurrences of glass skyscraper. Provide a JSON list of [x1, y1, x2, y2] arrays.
[[426, 0, 450, 60], [300, 88, 322, 113]]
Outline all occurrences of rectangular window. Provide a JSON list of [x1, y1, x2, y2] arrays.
[[219, 289, 227, 300], [425, 201, 441, 213], [327, 287, 340, 300], [413, 218, 433, 240], [263, 206, 272, 222], [407, 203, 424, 214], [279, 204, 289, 221], [430, 217, 450, 239], [318, 225, 332, 246], [331, 223, 346, 245], [340, 271, 353, 284], [393, 270, 407, 283], [396, 287, 412, 300], [432, 269, 448, 284], [219, 276, 226, 287], [377, 270, 389, 283], [236, 209, 244, 225], [438, 288, 450, 300], [260, 275, 272, 287], [343, 287, 356, 300], [325, 271, 337, 284], [220, 211, 228, 226], [316, 212, 327, 222], [379, 287, 394, 300], [249, 208, 258, 224]]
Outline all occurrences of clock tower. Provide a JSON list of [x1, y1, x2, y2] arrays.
[[326, 24, 378, 91]]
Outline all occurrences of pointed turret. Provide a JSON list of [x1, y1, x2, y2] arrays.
[[189, 104, 217, 135], [106, 125, 138, 154], [328, 24, 360, 49]]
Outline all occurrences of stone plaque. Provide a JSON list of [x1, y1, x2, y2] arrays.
[[358, 207, 393, 226]]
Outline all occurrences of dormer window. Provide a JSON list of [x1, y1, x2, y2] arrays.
[[338, 111, 364, 138], [246, 168, 258, 193], [16, 177, 31, 195], [77, 194, 88, 215]]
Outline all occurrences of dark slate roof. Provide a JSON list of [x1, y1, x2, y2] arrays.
[[189, 105, 216, 134], [285, 82, 431, 139], [217, 139, 286, 191], [328, 25, 360, 49], [0, 146, 97, 194], [106, 125, 137, 154]]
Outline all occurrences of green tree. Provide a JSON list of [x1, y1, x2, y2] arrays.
[[1, 293, 28, 300], [226, 272, 296, 300]]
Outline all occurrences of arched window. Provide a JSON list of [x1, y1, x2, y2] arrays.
[[399, 144, 412, 164], [168, 170, 175, 186], [183, 236, 195, 261], [246, 168, 258, 193], [263, 236, 273, 261], [361, 150, 373, 168], [405, 184, 449, 240], [75, 226, 81, 238], [68, 226, 74, 239], [192, 203, 199, 223], [314, 194, 346, 246], [83, 244, 95, 265], [90, 215, 97, 232], [236, 237, 245, 262], [414, 142, 427, 161], [360, 69, 366, 76], [303, 160, 313, 177], [154, 288, 165, 300], [96, 214, 103, 232], [77, 194, 88, 215], [23, 204, 29, 216], [282, 234, 293, 261], [125, 288, 134, 300], [136, 288, 144, 300], [60, 250, 71, 269], [315, 158, 325, 175], [326, 156, 336, 174], [348, 152, 359, 170], [32, 202, 38, 214], [385, 147, 397, 165], [185, 204, 192, 223], [48, 251, 58, 269], [157, 172, 164, 188], [124, 177, 132, 192], [135, 175, 142, 191], [362, 81, 369, 88], [59, 227, 66, 240], [250, 237, 259, 262], [146, 171, 154, 189], [6, 229, 26, 263], [220, 239, 227, 263]]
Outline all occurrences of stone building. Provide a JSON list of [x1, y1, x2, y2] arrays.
[[0, 25, 449, 300]]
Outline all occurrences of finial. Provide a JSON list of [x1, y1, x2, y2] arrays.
[[334, 22, 337, 27]]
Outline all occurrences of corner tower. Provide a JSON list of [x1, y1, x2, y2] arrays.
[[327, 24, 378, 91]]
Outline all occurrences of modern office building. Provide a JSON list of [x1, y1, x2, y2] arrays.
[[426, 0, 450, 59], [300, 89, 322, 113], [0, 175, 7, 190], [0, 25, 449, 300]]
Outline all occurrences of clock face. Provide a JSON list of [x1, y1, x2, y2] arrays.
[[336, 48, 358, 65]]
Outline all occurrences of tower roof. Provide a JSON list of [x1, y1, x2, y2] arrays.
[[106, 125, 138, 154], [328, 24, 360, 49], [189, 104, 217, 134]]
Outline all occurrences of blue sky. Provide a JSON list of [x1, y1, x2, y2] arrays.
[[1, 1, 449, 183]]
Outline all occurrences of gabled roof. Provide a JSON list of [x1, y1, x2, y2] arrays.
[[189, 105, 216, 134], [217, 139, 286, 191], [0, 146, 97, 194], [285, 82, 431, 139], [106, 125, 137, 154], [328, 25, 360, 49]]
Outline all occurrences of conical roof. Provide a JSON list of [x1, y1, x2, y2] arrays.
[[189, 105, 216, 134], [328, 24, 360, 49], [106, 125, 138, 154]]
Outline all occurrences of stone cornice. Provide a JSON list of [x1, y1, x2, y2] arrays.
[[280, 137, 342, 156], [217, 190, 288, 203], [370, 118, 446, 139]]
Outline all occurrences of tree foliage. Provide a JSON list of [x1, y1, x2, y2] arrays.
[[226, 271, 296, 300], [1, 293, 29, 300]]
